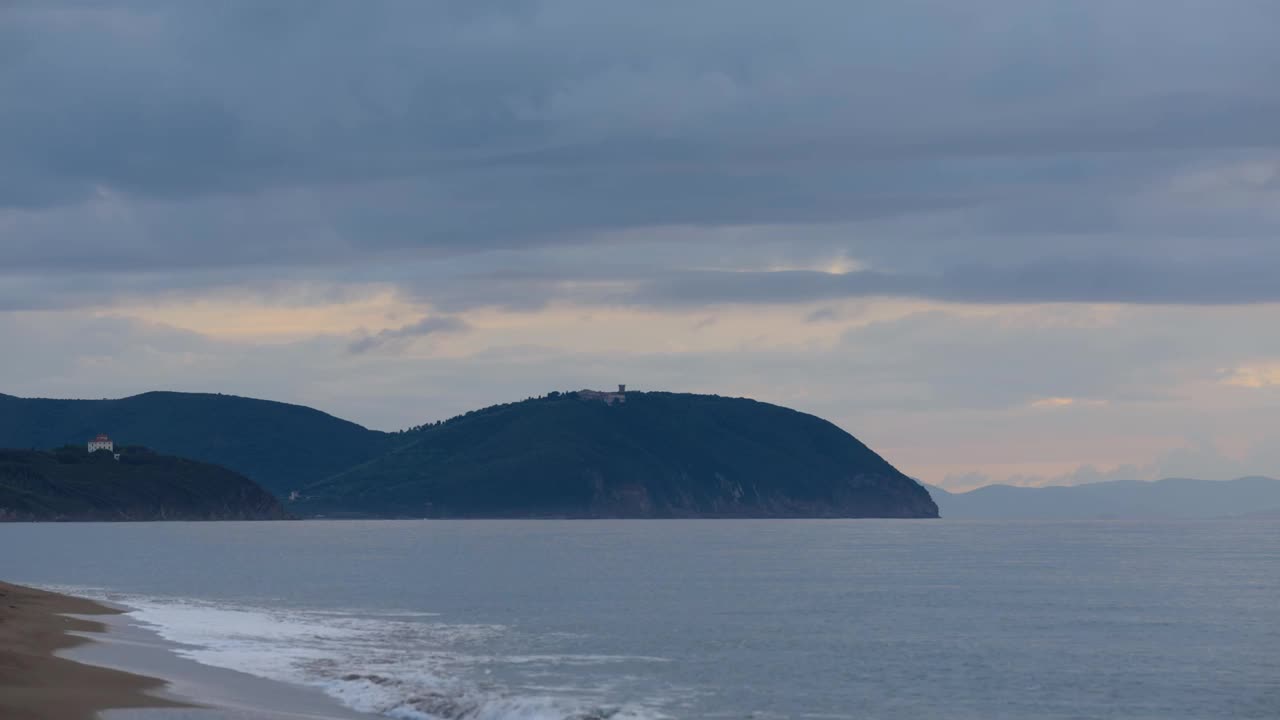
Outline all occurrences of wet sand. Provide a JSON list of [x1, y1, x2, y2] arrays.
[[0, 581, 187, 720]]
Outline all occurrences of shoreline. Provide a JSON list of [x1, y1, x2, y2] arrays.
[[0, 581, 188, 720], [3, 581, 380, 720]]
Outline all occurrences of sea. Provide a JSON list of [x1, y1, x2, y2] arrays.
[[1, 519, 1277, 720]]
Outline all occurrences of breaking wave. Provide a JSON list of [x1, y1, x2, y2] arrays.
[[56, 588, 676, 720]]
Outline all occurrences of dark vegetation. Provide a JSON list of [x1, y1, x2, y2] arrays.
[[0, 446, 287, 521], [0, 391, 393, 497], [0, 390, 937, 519], [300, 391, 938, 518]]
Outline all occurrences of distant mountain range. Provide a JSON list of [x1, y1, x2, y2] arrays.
[[0, 390, 937, 519], [926, 477, 1280, 520]]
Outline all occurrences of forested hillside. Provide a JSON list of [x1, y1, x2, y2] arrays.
[[0, 392, 394, 496], [0, 446, 287, 521], [301, 391, 938, 518]]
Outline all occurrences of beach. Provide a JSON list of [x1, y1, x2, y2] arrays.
[[0, 581, 184, 720]]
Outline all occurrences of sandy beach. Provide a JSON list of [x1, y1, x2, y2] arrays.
[[0, 581, 186, 720]]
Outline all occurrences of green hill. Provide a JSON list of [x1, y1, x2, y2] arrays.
[[0, 446, 288, 521], [300, 391, 938, 518], [0, 391, 394, 497]]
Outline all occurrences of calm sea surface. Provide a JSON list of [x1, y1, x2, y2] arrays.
[[1, 519, 1277, 719]]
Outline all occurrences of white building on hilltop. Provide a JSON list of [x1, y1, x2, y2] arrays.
[[88, 434, 114, 453]]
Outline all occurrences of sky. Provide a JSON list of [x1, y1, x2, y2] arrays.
[[3, 1, 1279, 490]]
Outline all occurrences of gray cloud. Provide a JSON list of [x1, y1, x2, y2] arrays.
[[1, 1, 1279, 309], [618, 257, 1280, 307], [347, 315, 468, 355]]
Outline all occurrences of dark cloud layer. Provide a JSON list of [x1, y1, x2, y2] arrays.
[[621, 258, 1280, 308], [2, 1, 1280, 306]]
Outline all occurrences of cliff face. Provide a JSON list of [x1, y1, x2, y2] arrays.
[[0, 447, 289, 522], [301, 392, 938, 519], [581, 473, 938, 519]]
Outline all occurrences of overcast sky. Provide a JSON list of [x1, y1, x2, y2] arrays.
[[3, 1, 1279, 489]]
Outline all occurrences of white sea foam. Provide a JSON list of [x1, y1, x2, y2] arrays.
[[53, 587, 673, 720]]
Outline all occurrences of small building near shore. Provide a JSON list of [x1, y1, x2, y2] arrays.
[[87, 434, 114, 453]]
